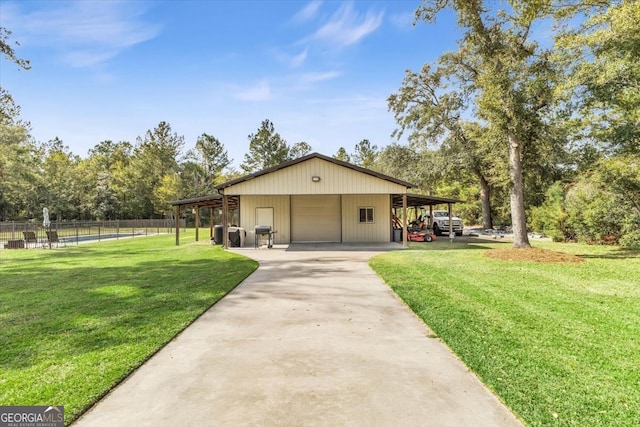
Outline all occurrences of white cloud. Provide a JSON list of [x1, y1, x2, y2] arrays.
[[389, 11, 415, 30], [299, 71, 341, 83], [234, 80, 272, 101], [62, 50, 119, 68], [2, 0, 160, 68], [311, 2, 383, 48], [293, 1, 323, 23], [290, 47, 308, 67]]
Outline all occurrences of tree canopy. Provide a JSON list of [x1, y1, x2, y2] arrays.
[[241, 119, 290, 173]]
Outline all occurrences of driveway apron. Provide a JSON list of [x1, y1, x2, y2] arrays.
[[73, 245, 523, 427]]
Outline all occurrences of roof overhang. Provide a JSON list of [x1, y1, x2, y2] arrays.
[[170, 194, 239, 209], [392, 193, 463, 209]]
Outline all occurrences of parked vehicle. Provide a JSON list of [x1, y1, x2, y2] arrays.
[[427, 210, 463, 236]]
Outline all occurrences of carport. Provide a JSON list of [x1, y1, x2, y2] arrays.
[[171, 192, 461, 247], [169, 195, 239, 246], [391, 193, 462, 236]]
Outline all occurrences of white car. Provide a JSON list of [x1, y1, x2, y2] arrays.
[[428, 210, 464, 236]]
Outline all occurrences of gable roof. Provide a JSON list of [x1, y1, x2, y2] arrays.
[[216, 152, 415, 191]]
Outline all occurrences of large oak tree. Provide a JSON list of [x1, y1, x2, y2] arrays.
[[407, 0, 564, 247]]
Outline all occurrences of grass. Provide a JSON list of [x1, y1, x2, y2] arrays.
[[0, 234, 257, 423], [370, 239, 640, 427]]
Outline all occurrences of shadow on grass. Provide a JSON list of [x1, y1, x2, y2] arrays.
[[0, 241, 258, 427], [2, 256, 255, 370], [577, 248, 640, 260], [404, 236, 511, 251], [0, 236, 261, 423]]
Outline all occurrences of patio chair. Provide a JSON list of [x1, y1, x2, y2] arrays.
[[46, 230, 66, 248], [22, 231, 39, 248]]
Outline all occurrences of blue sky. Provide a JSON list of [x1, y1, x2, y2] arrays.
[[1, 0, 459, 167]]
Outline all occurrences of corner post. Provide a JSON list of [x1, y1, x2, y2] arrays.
[[402, 193, 408, 248], [222, 194, 229, 249], [195, 206, 200, 242], [174, 205, 180, 246], [448, 202, 453, 236], [209, 207, 214, 238]]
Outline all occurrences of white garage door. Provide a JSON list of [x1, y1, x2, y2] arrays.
[[291, 195, 341, 242]]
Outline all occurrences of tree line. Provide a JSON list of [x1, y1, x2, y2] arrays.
[[0, 111, 382, 223], [1, 0, 639, 249]]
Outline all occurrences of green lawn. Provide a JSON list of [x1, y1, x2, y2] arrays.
[[370, 240, 640, 427], [0, 234, 257, 424]]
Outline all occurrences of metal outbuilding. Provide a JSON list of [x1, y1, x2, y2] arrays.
[[170, 153, 460, 247]]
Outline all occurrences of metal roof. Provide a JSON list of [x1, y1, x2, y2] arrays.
[[392, 193, 463, 208], [215, 152, 416, 191], [169, 194, 239, 209]]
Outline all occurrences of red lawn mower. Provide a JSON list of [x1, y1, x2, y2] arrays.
[[392, 214, 436, 243], [407, 229, 435, 242]]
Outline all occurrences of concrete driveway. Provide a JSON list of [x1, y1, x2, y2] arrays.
[[73, 244, 523, 427]]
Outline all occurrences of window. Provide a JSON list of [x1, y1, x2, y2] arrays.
[[359, 207, 374, 224]]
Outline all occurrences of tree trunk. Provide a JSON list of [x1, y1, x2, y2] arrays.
[[508, 132, 531, 248], [477, 172, 493, 229]]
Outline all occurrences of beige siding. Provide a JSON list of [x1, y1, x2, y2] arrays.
[[239, 195, 291, 245], [341, 194, 391, 243], [291, 195, 341, 242], [225, 158, 407, 195]]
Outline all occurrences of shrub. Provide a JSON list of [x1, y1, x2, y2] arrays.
[[529, 182, 573, 241], [565, 180, 624, 243]]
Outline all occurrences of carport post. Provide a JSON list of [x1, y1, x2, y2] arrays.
[[448, 202, 453, 236], [402, 193, 408, 248], [429, 205, 434, 228], [209, 207, 214, 238], [222, 194, 229, 249], [174, 205, 180, 246], [195, 206, 200, 242]]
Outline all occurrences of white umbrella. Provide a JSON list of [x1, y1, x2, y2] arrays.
[[43, 207, 50, 229]]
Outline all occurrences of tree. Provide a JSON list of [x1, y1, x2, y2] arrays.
[[414, 1, 564, 247], [352, 139, 378, 169], [193, 133, 231, 178], [289, 141, 313, 159], [388, 63, 501, 229], [0, 27, 30, 70], [132, 121, 185, 217], [334, 147, 351, 163], [1, 27, 30, 124], [83, 140, 134, 219], [39, 138, 82, 220], [182, 133, 231, 196], [241, 119, 290, 172], [529, 182, 571, 242], [0, 88, 22, 126], [154, 172, 182, 218], [0, 33, 37, 220], [557, 1, 640, 155], [0, 121, 40, 220], [178, 160, 208, 198], [375, 143, 424, 185]]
